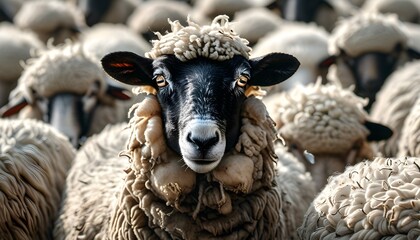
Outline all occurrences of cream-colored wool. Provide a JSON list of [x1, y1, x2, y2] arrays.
[[14, 0, 84, 44], [146, 15, 252, 61], [299, 157, 420, 239], [232, 7, 282, 46], [370, 60, 420, 157], [252, 22, 329, 92], [0, 118, 75, 239], [398, 98, 420, 157], [54, 94, 315, 239], [363, 0, 420, 23], [329, 13, 408, 57]]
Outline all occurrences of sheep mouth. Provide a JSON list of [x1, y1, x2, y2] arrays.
[[183, 157, 222, 173]]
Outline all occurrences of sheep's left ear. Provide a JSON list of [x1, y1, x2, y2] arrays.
[[365, 121, 393, 141], [248, 52, 300, 86]]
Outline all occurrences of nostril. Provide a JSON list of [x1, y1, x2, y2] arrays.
[[186, 131, 220, 151]]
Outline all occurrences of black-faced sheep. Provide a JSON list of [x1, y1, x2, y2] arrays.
[[53, 15, 317, 239], [328, 12, 419, 110], [13, 0, 85, 45], [0, 43, 131, 148], [0, 22, 44, 107], [264, 81, 393, 191], [298, 156, 420, 239], [370, 60, 420, 157], [0, 118, 75, 239]]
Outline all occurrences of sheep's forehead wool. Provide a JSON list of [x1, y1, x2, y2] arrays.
[[19, 43, 106, 98], [330, 13, 408, 57], [273, 81, 369, 154], [311, 157, 420, 237], [145, 15, 252, 61]]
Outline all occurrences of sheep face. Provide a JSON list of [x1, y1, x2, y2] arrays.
[[102, 51, 299, 173], [76, 0, 113, 27], [279, 0, 325, 22]]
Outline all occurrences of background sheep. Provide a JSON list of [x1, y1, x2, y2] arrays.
[[54, 16, 315, 239], [398, 97, 420, 157], [0, 22, 44, 107], [13, 0, 85, 45], [0, 42, 132, 148], [327, 12, 418, 110], [252, 22, 331, 93], [370, 60, 420, 158], [298, 156, 420, 239], [362, 0, 420, 24], [0, 118, 75, 239], [263, 81, 393, 191]]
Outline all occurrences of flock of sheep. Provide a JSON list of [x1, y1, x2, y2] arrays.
[[0, 0, 419, 239]]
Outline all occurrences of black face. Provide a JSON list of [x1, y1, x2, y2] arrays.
[[342, 51, 400, 110], [78, 0, 112, 27], [279, 0, 325, 22], [153, 55, 248, 155]]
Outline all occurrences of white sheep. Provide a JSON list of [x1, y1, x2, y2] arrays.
[[328, 12, 416, 109], [0, 22, 44, 107], [0, 118, 75, 239], [0, 42, 131, 147], [231, 7, 283, 47], [298, 156, 420, 239], [252, 22, 331, 93], [370, 60, 420, 158], [398, 98, 420, 157], [263, 81, 393, 191], [13, 0, 85, 45], [362, 0, 420, 23], [192, 0, 253, 20], [53, 15, 316, 239]]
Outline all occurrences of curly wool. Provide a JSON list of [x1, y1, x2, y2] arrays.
[[145, 15, 252, 61], [370, 60, 420, 157], [0, 118, 75, 239], [265, 81, 369, 155], [398, 97, 420, 157], [299, 157, 420, 239], [329, 12, 408, 57]]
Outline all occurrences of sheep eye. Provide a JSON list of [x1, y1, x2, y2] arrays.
[[236, 74, 249, 87], [154, 74, 167, 87]]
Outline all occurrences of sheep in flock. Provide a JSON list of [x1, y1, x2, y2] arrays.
[[398, 97, 420, 157], [0, 22, 44, 107], [252, 22, 332, 93], [327, 12, 420, 110], [0, 118, 75, 239], [370, 60, 420, 157], [53, 15, 317, 239], [0, 43, 132, 148], [263, 81, 393, 191], [362, 0, 420, 24], [298, 156, 420, 239], [13, 0, 85, 45]]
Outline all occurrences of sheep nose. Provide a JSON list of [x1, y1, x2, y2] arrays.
[[186, 130, 220, 152]]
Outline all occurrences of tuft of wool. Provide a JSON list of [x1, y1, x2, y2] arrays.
[[145, 15, 252, 62], [329, 13, 407, 57], [265, 81, 369, 155], [398, 97, 420, 157], [299, 157, 420, 239]]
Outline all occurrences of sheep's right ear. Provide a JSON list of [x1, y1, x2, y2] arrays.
[[0, 96, 29, 117], [365, 121, 393, 141], [101, 51, 156, 88]]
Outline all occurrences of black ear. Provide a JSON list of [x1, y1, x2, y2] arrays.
[[106, 85, 132, 101], [365, 121, 393, 141], [248, 52, 300, 86], [101, 51, 156, 88], [318, 55, 336, 69], [0, 97, 29, 117]]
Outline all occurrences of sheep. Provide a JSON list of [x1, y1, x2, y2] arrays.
[[127, 0, 207, 42], [0, 22, 44, 108], [53, 15, 316, 239], [0, 118, 76, 239], [69, 0, 140, 27], [298, 156, 420, 239], [0, 0, 23, 22], [263, 81, 393, 191], [370, 60, 420, 158], [192, 0, 253, 20], [13, 0, 85, 45], [252, 22, 331, 93], [0, 42, 132, 148], [362, 0, 420, 23], [231, 7, 283, 47], [398, 98, 420, 157], [327, 12, 419, 110]]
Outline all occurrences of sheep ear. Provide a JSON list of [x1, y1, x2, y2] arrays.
[[248, 52, 300, 86], [0, 97, 29, 117], [101, 51, 156, 88], [318, 55, 336, 69], [365, 121, 393, 141], [106, 85, 132, 101]]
